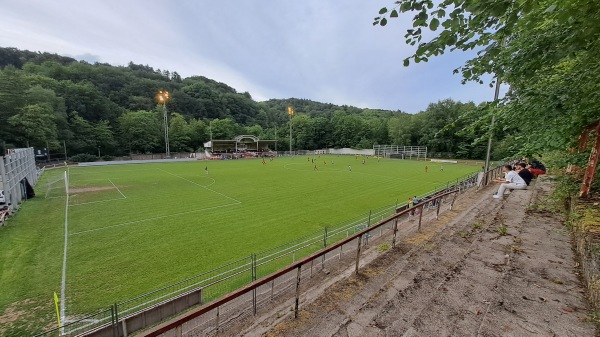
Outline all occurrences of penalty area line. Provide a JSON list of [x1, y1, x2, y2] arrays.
[[69, 197, 125, 207], [68, 202, 241, 236], [157, 168, 241, 204], [108, 178, 127, 199]]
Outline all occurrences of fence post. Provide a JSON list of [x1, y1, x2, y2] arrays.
[[322, 227, 328, 268], [392, 218, 399, 247], [110, 304, 117, 337], [436, 196, 441, 219], [216, 306, 220, 332], [271, 279, 275, 300], [450, 191, 459, 210], [367, 210, 372, 226], [294, 265, 302, 318], [417, 205, 424, 232], [355, 234, 363, 274], [252, 254, 257, 315], [199, 288, 203, 305]]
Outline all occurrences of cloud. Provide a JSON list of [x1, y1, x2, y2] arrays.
[[0, 0, 500, 113]]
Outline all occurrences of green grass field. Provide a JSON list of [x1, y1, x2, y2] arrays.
[[0, 156, 477, 335]]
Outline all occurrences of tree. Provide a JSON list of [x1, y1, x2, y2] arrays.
[[93, 120, 117, 155], [374, 0, 600, 156], [244, 124, 264, 137], [0, 66, 27, 141], [169, 113, 192, 152], [118, 110, 161, 154], [8, 104, 58, 148], [68, 111, 95, 154], [189, 119, 209, 150], [209, 118, 241, 139]]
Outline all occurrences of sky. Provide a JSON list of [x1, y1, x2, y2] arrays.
[[0, 0, 500, 113]]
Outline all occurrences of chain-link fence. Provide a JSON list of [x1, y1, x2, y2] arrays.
[[34, 169, 489, 337]]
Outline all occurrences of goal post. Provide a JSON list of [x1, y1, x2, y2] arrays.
[[64, 170, 69, 196], [373, 145, 428, 160]]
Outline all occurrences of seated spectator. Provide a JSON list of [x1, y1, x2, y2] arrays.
[[528, 158, 547, 176], [516, 163, 533, 185], [527, 163, 546, 176], [493, 165, 527, 199]]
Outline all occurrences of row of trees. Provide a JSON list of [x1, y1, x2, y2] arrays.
[[0, 47, 499, 160], [374, 0, 600, 166]]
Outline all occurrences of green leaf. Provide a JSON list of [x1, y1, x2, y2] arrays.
[[390, 9, 399, 18], [544, 3, 557, 13], [403, 59, 410, 67], [380, 18, 388, 26], [379, 7, 388, 15], [430, 18, 440, 31]]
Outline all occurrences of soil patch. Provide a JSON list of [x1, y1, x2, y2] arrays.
[[69, 186, 114, 193]]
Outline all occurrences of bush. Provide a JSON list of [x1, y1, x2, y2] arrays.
[[69, 153, 97, 163], [101, 155, 114, 161]]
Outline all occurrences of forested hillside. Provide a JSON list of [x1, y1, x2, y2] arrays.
[[0, 47, 492, 159]]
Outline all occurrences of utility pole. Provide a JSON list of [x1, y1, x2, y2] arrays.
[[287, 106, 295, 154], [484, 78, 502, 174]]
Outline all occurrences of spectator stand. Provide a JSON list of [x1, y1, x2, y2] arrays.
[[203, 135, 276, 160]]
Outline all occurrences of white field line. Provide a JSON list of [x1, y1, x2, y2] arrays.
[[108, 178, 127, 199], [157, 168, 242, 204], [69, 202, 240, 236], [68, 178, 126, 206], [69, 198, 126, 207], [60, 170, 69, 331], [67, 168, 155, 175]]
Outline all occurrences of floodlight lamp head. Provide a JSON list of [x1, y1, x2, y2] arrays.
[[157, 90, 170, 104]]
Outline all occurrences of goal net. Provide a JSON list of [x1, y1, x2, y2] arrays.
[[45, 171, 68, 199]]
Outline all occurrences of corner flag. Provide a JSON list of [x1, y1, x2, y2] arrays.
[[54, 292, 61, 328]]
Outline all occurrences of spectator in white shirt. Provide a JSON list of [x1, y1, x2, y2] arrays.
[[493, 165, 527, 199]]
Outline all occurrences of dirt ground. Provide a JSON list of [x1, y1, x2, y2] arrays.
[[69, 186, 114, 193], [233, 178, 596, 337]]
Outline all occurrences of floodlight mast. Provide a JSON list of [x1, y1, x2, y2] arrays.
[[287, 106, 295, 154], [157, 91, 170, 158]]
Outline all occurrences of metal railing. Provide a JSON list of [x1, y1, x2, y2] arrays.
[[138, 188, 460, 337], [33, 168, 491, 337]]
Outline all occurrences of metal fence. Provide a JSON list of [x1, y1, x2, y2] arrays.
[[1, 147, 38, 210], [138, 188, 462, 337], [34, 168, 489, 337]]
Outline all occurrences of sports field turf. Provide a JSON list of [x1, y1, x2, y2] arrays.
[[0, 156, 477, 334]]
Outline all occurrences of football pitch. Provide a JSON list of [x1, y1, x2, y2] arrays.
[[0, 155, 477, 332]]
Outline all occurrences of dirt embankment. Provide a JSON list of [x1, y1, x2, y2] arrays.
[[252, 178, 596, 337], [571, 192, 600, 329]]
